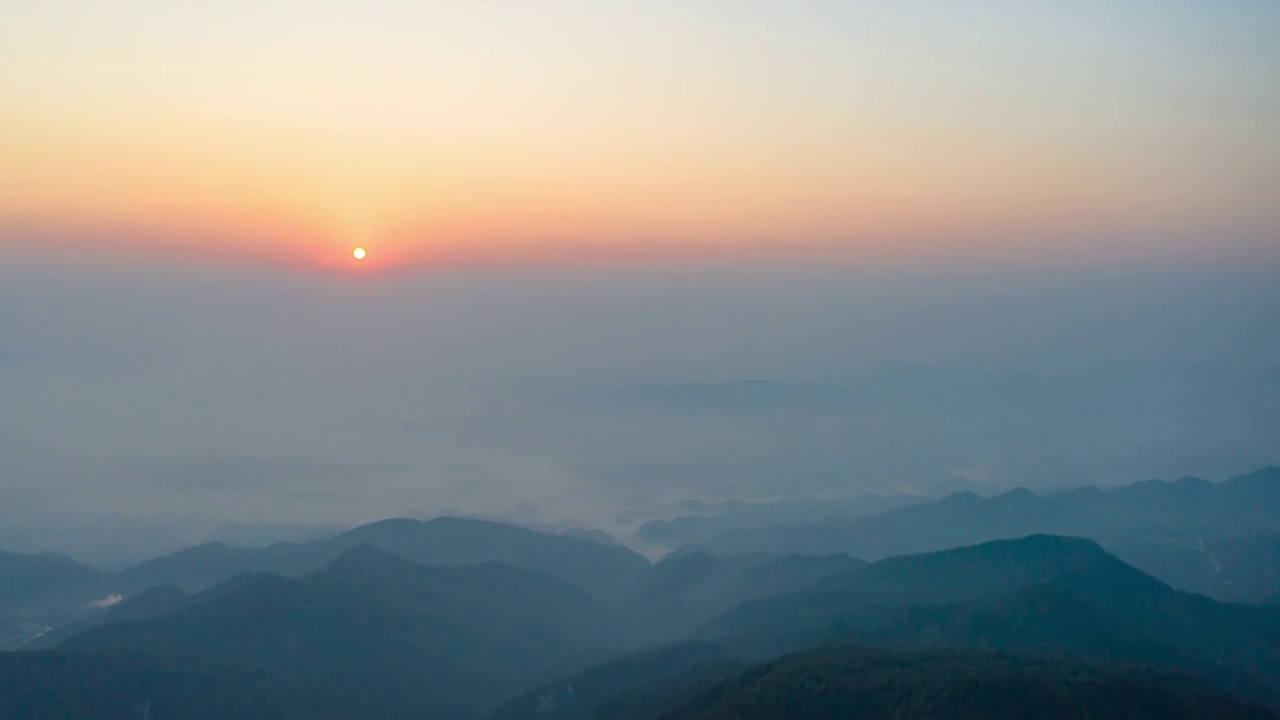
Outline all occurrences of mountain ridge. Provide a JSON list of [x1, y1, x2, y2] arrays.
[[113, 515, 651, 598], [677, 466, 1280, 600]]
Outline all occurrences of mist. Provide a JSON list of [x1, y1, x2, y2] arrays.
[[3, 254, 1278, 564]]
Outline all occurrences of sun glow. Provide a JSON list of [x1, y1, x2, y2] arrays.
[[352, 247, 367, 261]]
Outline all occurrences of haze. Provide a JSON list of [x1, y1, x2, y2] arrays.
[[2, 1, 1279, 565], [2, 254, 1276, 564]]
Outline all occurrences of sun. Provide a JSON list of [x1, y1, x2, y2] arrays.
[[352, 247, 367, 261]]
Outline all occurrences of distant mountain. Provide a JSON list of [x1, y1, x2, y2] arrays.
[[314, 544, 624, 654], [700, 535, 1280, 702], [0, 550, 102, 613], [115, 515, 650, 597], [616, 552, 863, 641], [617, 645, 1279, 720], [331, 517, 648, 594], [492, 537, 1280, 718], [1115, 531, 1280, 604], [58, 545, 628, 719], [638, 493, 927, 548], [702, 535, 1168, 647], [14, 532, 1280, 718], [114, 541, 276, 595], [0, 550, 104, 641], [28, 584, 191, 649], [682, 467, 1280, 595], [812, 534, 1169, 605]]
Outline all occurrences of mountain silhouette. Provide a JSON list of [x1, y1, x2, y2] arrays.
[[682, 467, 1280, 601], [0, 550, 103, 613], [58, 545, 627, 719], [115, 515, 650, 597], [700, 535, 1280, 702]]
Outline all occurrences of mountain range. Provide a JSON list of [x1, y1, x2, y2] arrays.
[[5, 531, 1278, 718], [115, 515, 649, 597], [54, 544, 625, 719], [490, 535, 1280, 720], [2, 466, 1279, 718], [678, 466, 1280, 602]]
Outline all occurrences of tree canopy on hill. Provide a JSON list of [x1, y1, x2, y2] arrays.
[[624, 645, 1279, 720], [0, 651, 300, 720]]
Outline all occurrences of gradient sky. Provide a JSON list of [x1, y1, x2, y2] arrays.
[[3, 1, 1278, 270]]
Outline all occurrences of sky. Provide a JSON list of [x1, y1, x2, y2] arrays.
[[2, 2, 1279, 564], [3, 1, 1279, 269]]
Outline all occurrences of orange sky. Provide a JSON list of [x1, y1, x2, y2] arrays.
[[3, 2, 1277, 271]]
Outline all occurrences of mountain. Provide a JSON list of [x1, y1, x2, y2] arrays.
[[638, 493, 927, 548], [616, 552, 863, 641], [313, 543, 624, 654], [330, 517, 649, 594], [0, 650, 303, 720], [0, 550, 102, 613], [0, 550, 106, 646], [15, 532, 1280, 717], [811, 534, 1169, 605], [682, 467, 1280, 596], [852, 583, 1280, 702], [28, 584, 191, 649], [495, 536, 1280, 719], [616, 645, 1279, 720], [57, 545, 628, 719], [115, 515, 651, 597], [701, 535, 1168, 649], [489, 641, 739, 720], [1115, 531, 1280, 604], [701, 535, 1280, 701], [867, 582, 1171, 659], [114, 541, 275, 595]]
